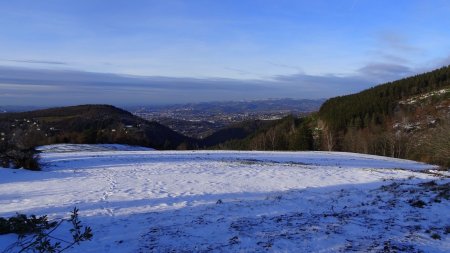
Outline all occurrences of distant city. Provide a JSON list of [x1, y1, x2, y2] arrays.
[[0, 98, 325, 138], [126, 98, 325, 138]]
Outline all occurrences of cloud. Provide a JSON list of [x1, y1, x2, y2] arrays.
[[0, 59, 68, 65], [0, 65, 377, 106], [272, 72, 375, 95], [357, 63, 413, 82], [0, 83, 57, 91], [224, 67, 257, 76], [0, 59, 438, 107], [365, 32, 423, 74], [267, 62, 303, 72], [0, 66, 265, 92], [378, 32, 421, 53]]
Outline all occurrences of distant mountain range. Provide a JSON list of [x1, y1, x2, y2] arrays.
[[128, 98, 325, 114], [0, 106, 42, 113], [0, 99, 324, 115]]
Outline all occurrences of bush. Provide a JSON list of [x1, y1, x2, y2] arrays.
[[0, 148, 40, 171], [10, 149, 40, 170], [2, 207, 93, 253], [0, 214, 56, 236], [408, 199, 426, 208], [431, 233, 441, 240], [0, 155, 10, 168]]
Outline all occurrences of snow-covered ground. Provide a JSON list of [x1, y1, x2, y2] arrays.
[[0, 144, 449, 252], [37, 143, 155, 153]]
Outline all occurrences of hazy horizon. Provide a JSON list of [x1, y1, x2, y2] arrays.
[[1, 0, 450, 106], [0, 97, 327, 110]]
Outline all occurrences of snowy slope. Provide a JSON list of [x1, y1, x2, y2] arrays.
[[37, 143, 155, 153], [0, 144, 449, 252]]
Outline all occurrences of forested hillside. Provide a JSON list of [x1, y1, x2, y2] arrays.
[[206, 116, 314, 151], [199, 120, 272, 148], [319, 65, 450, 131], [318, 65, 450, 166], [0, 105, 193, 151]]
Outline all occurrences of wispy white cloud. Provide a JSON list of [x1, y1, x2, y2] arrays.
[[0, 59, 68, 65], [0, 83, 58, 90], [267, 62, 303, 72], [378, 32, 422, 53]]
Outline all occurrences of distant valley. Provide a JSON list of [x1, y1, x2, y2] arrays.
[[126, 98, 324, 138]]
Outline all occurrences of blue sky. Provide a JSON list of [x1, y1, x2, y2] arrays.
[[1, 0, 450, 106]]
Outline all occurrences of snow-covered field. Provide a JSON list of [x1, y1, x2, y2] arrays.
[[1, 144, 449, 252]]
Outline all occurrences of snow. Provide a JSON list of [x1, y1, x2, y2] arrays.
[[399, 88, 450, 105], [36, 143, 155, 153], [1, 144, 449, 252]]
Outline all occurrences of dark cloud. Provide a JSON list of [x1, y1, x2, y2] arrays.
[[357, 63, 413, 82], [0, 66, 279, 105], [0, 61, 427, 106], [272, 72, 379, 98]]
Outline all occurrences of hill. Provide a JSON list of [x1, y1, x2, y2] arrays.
[[0, 104, 193, 150], [317, 65, 450, 166], [201, 116, 314, 151], [318, 65, 450, 131], [203, 65, 450, 167], [199, 119, 273, 148]]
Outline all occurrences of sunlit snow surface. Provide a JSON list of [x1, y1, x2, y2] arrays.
[[1, 144, 449, 252]]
